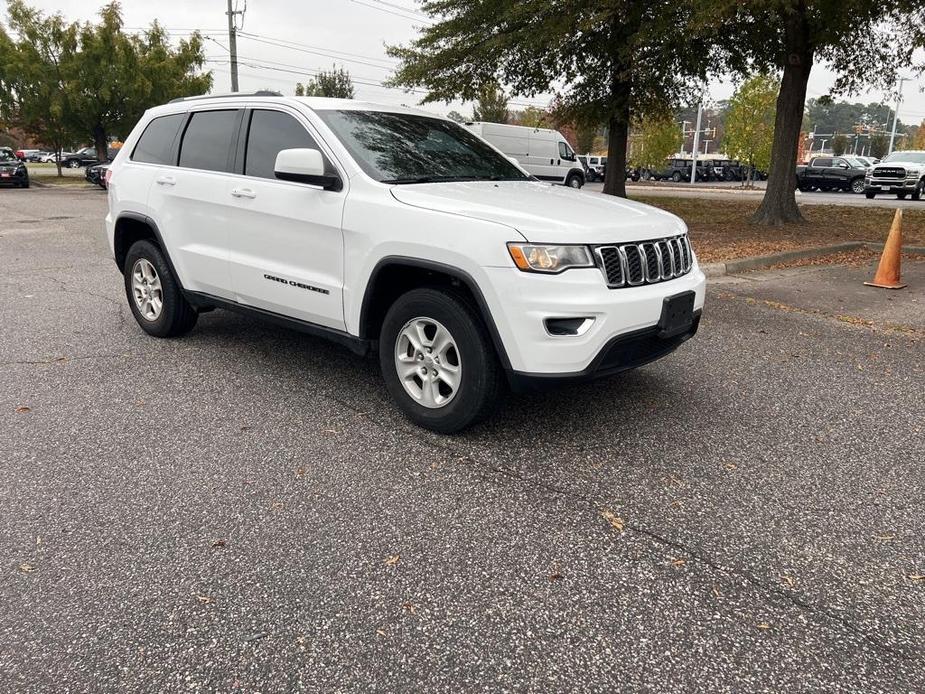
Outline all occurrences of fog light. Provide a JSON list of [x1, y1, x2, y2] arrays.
[[545, 317, 594, 336]]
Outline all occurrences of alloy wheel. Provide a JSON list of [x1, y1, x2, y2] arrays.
[[131, 258, 164, 321], [394, 317, 461, 409]]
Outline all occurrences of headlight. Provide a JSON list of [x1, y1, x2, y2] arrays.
[[507, 243, 594, 273]]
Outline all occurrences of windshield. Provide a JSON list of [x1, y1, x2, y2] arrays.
[[881, 152, 925, 165], [0, 150, 17, 162], [845, 158, 867, 167], [316, 110, 529, 184]]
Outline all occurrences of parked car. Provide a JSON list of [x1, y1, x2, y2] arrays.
[[651, 158, 708, 182], [62, 146, 117, 168], [15, 149, 40, 161], [106, 94, 705, 432], [465, 122, 585, 188], [855, 156, 880, 167], [864, 150, 925, 200], [0, 148, 30, 188], [85, 162, 110, 189], [795, 156, 867, 193], [583, 155, 607, 182], [25, 151, 49, 162]]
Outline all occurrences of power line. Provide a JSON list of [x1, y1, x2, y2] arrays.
[[347, 0, 434, 23], [236, 32, 397, 71]]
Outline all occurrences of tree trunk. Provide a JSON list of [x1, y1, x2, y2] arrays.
[[93, 124, 108, 163], [603, 109, 629, 198], [752, 6, 813, 225]]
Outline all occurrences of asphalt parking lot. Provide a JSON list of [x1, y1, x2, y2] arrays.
[[2, 188, 924, 692]]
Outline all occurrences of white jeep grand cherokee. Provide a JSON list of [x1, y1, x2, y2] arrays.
[[105, 94, 706, 432]]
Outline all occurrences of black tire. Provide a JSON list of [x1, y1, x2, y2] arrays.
[[912, 180, 923, 201], [379, 288, 503, 433], [850, 178, 865, 194], [865, 191, 876, 199], [68, 159, 80, 169], [897, 192, 907, 200], [565, 172, 584, 189], [123, 239, 198, 338], [797, 184, 809, 192], [671, 171, 682, 182]]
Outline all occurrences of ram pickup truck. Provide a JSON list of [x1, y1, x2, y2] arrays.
[[795, 156, 867, 194], [864, 151, 925, 200]]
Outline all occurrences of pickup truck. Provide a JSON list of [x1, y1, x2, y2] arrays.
[[795, 156, 867, 194]]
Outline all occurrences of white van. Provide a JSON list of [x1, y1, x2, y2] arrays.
[[465, 122, 586, 188]]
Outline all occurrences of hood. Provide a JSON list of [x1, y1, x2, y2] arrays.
[[389, 180, 686, 243], [874, 159, 924, 171], [0, 160, 22, 170]]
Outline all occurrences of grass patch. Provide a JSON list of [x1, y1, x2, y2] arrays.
[[29, 174, 95, 187], [629, 195, 925, 263]]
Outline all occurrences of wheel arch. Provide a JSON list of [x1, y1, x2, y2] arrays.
[[113, 213, 184, 289], [359, 256, 512, 371]]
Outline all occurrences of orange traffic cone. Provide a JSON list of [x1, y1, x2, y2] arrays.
[[865, 209, 907, 290]]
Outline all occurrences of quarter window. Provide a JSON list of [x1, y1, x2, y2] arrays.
[[178, 110, 240, 172], [132, 114, 185, 165], [245, 110, 321, 179]]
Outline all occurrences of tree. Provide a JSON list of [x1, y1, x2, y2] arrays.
[[831, 133, 847, 156], [67, 3, 211, 162], [910, 120, 925, 151], [628, 116, 681, 170], [575, 124, 597, 155], [445, 110, 466, 123], [297, 65, 355, 99], [711, 1, 925, 225], [724, 74, 777, 187], [869, 134, 888, 159], [0, 1, 78, 175], [512, 105, 547, 128], [471, 84, 508, 124], [387, 1, 714, 197]]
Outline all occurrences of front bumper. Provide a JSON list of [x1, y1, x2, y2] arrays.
[[483, 263, 707, 377], [865, 177, 918, 193]]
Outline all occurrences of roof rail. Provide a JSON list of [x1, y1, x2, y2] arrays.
[[168, 90, 283, 104]]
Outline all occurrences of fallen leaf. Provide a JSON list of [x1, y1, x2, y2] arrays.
[[757, 623, 771, 630], [375, 628, 386, 637], [712, 584, 721, 598], [211, 539, 226, 548], [19, 562, 35, 573], [196, 595, 214, 604], [725, 463, 737, 471], [907, 574, 925, 581], [780, 575, 795, 589], [402, 602, 416, 614], [384, 554, 400, 566], [549, 563, 563, 582], [875, 534, 895, 542], [15, 406, 31, 413], [601, 509, 624, 532], [671, 558, 686, 568]]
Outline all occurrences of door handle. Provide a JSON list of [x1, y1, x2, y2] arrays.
[[155, 175, 175, 186], [231, 187, 257, 199], [550, 159, 554, 165]]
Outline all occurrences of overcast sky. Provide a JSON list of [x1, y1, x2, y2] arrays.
[[8, 0, 925, 129]]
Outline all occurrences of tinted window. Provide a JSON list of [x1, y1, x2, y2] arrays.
[[245, 110, 320, 179], [813, 158, 832, 167], [316, 110, 528, 183], [178, 110, 240, 172]]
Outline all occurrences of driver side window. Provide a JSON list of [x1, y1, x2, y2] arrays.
[[558, 141, 575, 161]]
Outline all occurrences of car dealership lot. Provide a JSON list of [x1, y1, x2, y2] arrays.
[[1, 188, 923, 691]]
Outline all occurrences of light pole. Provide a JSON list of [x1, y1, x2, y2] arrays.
[[888, 77, 908, 155], [690, 104, 702, 184]]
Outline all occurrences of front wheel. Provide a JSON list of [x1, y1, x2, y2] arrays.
[[897, 192, 908, 200], [912, 180, 923, 201], [379, 288, 503, 433], [566, 173, 583, 189], [851, 178, 865, 194], [671, 171, 682, 182], [865, 191, 876, 199]]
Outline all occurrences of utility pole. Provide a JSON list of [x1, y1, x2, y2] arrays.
[[690, 104, 702, 184], [226, 0, 245, 92], [888, 76, 907, 155], [680, 120, 690, 156]]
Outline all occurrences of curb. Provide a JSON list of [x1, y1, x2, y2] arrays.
[[701, 242, 925, 278]]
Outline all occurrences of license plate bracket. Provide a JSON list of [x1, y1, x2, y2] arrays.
[[658, 291, 695, 339]]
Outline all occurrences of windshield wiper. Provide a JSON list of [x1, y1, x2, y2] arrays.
[[382, 175, 489, 184]]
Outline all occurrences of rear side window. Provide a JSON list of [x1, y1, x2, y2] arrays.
[[813, 158, 832, 167], [245, 110, 321, 179], [178, 110, 240, 172], [132, 114, 185, 165]]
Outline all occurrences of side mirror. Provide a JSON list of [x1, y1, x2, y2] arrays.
[[274, 148, 341, 190]]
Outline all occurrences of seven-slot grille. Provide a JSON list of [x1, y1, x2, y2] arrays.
[[594, 235, 693, 288]]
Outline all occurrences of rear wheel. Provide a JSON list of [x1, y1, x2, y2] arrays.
[[379, 288, 503, 433], [123, 240, 198, 338]]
